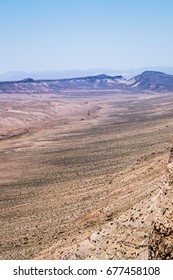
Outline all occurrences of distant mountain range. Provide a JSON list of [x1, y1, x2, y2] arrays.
[[0, 67, 173, 81], [0, 71, 173, 94]]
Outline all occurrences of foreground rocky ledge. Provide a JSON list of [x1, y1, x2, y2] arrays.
[[148, 148, 173, 260]]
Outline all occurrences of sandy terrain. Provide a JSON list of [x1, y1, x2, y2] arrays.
[[0, 91, 173, 259]]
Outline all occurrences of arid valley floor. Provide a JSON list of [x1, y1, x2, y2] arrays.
[[1, 91, 173, 259]]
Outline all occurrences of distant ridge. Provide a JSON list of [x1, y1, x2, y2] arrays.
[[0, 71, 173, 93], [128, 71, 173, 91], [20, 78, 35, 83]]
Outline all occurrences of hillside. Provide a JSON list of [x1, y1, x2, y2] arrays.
[[0, 71, 173, 93], [128, 71, 173, 92], [148, 148, 173, 259]]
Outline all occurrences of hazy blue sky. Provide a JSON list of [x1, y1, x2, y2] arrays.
[[0, 0, 172, 73]]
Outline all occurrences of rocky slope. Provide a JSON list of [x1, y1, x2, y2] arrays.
[[36, 146, 173, 260], [148, 148, 173, 259], [36, 150, 169, 260], [0, 71, 173, 94]]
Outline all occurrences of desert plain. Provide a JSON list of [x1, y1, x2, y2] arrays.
[[0, 91, 173, 259]]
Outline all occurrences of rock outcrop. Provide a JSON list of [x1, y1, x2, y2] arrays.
[[148, 148, 173, 259]]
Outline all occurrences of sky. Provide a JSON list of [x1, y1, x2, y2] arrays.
[[0, 0, 173, 74]]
